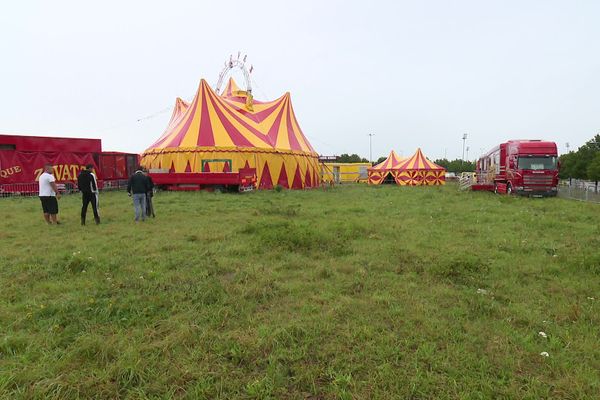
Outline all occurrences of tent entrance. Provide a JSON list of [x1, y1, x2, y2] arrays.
[[201, 159, 233, 173], [382, 172, 396, 184]]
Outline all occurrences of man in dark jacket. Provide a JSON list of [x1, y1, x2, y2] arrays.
[[77, 164, 100, 225], [127, 169, 150, 222]]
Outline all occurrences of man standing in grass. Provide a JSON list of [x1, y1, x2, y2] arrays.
[[127, 169, 149, 222], [144, 169, 156, 218], [77, 164, 100, 225], [38, 163, 61, 225]]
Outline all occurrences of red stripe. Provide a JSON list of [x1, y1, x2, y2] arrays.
[[196, 83, 214, 146], [249, 99, 285, 122], [207, 90, 271, 144], [222, 98, 283, 123], [291, 164, 303, 189], [259, 162, 273, 189], [207, 94, 255, 147], [277, 164, 289, 188], [266, 103, 286, 146], [287, 99, 316, 153]]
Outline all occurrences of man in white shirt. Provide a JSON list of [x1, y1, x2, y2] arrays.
[[38, 163, 61, 224]]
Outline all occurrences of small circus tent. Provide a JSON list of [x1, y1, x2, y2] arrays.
[[368, 148, 445, 185], [140, 78, 320, 189], [367, 150, 405, 184]]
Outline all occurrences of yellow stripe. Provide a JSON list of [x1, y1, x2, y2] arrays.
[[250, 98, 281, 113], [210, 92, 271, 148], [256, 98, 286, 132], [179, 89, 202, 147], [207, 92, 235, 147], [275, 104, 291, 150]]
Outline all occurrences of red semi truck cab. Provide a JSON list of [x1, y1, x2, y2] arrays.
[[476, 140, 559, 197]]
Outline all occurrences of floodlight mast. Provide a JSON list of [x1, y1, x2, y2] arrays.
[[215, 53, 253, 95]]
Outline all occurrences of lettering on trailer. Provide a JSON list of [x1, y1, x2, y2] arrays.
[[33, 164, 87, 181], [0, 165, 23, 179]]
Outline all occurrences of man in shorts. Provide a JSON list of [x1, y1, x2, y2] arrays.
[[39, 163, 61, 224]]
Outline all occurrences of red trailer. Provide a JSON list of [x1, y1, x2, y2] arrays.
[[149, 167, 257, 192], [474, 140, 559, 197], [0, 134, 138, 195], [97, 151, 139, 189]]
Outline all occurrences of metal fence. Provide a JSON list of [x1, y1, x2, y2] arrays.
[[100, 180, 129, 191], [458, 173, 477, 190], [1, 183, 41, 197], [558, 180, 600, 203], [0, 180, 130, 198]]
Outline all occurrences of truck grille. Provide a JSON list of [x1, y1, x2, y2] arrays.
[[523, 175, 553, 186]]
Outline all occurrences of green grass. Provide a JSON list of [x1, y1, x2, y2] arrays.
[[0, 184, 599, 399]]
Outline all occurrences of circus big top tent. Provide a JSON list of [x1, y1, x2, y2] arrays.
[[368, 148, 445, 185], [141, 78, 320, 189]]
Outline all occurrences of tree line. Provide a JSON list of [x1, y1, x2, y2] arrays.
[[559, 134, 600, 183], [432, 159, 475, 173], [333, 153, 476, 173], [332, 154, 371, 163]]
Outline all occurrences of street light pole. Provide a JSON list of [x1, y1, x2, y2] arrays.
[[462, 133, 468, 165], [368, 133, 375, 163]]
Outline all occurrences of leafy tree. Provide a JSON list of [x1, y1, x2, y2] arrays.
[[580, 134, 600, 179], [587, 152, 600, 191], [335, 153, 370, 163], [558, 152, 577, 179], [375, 156, 387, 164], [434, 158, 475, 173], [559, 134, 600, 179], [434, 158, 450, 170], [583, 134, 600, 152]]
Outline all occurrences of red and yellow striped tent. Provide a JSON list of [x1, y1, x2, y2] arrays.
[[141, 78, 320, 189], [368, 148, 445, 185], [367, 150, 405, 184]]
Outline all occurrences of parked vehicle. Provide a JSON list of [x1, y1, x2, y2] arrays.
[[0, 134, 138, 195], [148, 166, 257, 192], [97, 151, 140, 189], [474, 140, 559, 197]]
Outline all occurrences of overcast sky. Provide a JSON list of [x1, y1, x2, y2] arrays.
[[1, 0, 598, 160]]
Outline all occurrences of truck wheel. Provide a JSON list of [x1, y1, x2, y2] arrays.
[[506, 184, 513, 195]]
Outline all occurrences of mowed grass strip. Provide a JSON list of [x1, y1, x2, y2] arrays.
[[0, 184, 599, 399]]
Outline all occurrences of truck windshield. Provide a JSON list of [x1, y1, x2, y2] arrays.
[[517, 156, 557, 170]]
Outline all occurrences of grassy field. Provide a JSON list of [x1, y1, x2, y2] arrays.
[[0, 184, 599, 399]]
